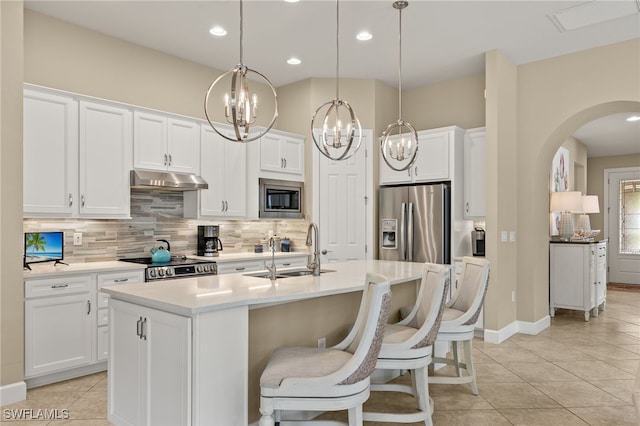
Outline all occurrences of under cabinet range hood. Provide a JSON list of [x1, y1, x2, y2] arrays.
[[130, 170, 208, 191]]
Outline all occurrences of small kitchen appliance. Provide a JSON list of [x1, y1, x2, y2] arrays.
[[472, 227, 485, 256], [119, 256, 217, 282], [198, 225, 223, 257]]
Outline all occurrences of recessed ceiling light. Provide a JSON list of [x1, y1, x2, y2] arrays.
[[626, 115, 640, 122], [284, 0, 299, 3], [356, 31, 373, 41], [209, 26, 227, 37], [287, 57, 302, 65]]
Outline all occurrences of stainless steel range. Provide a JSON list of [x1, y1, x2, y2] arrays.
[[119, 256, 217, 282]]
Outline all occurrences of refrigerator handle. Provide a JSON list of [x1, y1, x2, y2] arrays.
[[400, 202, 407, 261], [407, 202, 414, 261]]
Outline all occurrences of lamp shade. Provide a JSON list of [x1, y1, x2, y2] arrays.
[[581, 195, 600, 214], [550, 191, 582, 212]]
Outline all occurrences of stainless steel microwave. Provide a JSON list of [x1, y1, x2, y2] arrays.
[[259, 178, 304, 219]]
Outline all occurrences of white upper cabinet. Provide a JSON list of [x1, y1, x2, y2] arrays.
[[79, 101, 132, 218], [23, 89, 79, 217], [24, 86, 132, 219], [259, 129, 305, 180], [184, 124, 246, 218], [379, 126, 454, 185], [133, 111, 199, 174], [463, 127, 486, 219]]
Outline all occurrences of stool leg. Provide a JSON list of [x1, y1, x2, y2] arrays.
[[414, 366, 433, 426], [348, 404, 364, 426], [463, 339, 478, 395], [259, 402, 275, 426], [452, 341, 462, 376]]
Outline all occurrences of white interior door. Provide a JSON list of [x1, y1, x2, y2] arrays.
[[606, 167, 640, 284], [313, 130, 372, 263]]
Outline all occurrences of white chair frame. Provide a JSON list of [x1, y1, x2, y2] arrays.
[[429, 256, 490, 395], [363, 262, 449, 426], [258, 273, 392, 426]]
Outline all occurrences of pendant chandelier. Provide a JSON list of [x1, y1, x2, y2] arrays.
[[380, 1, 418, 171], [204, 0, 278, 142], [310, 0, 362, 161]]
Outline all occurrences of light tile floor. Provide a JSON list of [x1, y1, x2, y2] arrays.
[[3, 288, 640, 425]]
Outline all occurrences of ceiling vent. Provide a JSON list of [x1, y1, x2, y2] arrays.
[[548, 0, 640, 32]]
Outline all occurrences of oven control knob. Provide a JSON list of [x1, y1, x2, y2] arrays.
[[202, 265, 209, 272], [158, 269, 165, 277], [149, 269, 156, 278], [166, 268, 174, 276], [198, 266, 204, 273]]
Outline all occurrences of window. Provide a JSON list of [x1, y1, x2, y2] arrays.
[[619, 178, 640, 254]]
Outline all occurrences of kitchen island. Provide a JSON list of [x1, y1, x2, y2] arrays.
[[102, 259, 426, 425]]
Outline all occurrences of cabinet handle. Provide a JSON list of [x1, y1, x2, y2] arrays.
[[465, 202, 469, 214], [408, 169, 411, 177], [164, 154, 168, 166], [415, 166, 418, 176], [113, 278, 129, 283], [284, 158, 287, 168], [168, 154, 172, 166], [136, 316, 143, 338], [68, 193, 73, 207], [280, 158, 284, 168], [81, 195, 86, 207], [282, 263, 291, 266], [87, 300, 91, 315], [51, 284, 69, 289], [235, 267, 246, 271], [224, 201, 228, 212], [141, 317, 147, 340]]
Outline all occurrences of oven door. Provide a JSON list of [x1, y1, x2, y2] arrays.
[[259, 178, 304, 219]]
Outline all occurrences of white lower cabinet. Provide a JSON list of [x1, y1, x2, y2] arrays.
[[24, 275, 94, 378], [550, 240, 608, 321], [216, 254, 308, 275], [109, 299, 191, 426]]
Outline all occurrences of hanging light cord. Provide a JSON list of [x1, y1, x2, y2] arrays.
[[239, 0, 244, 64], [335, 0, 340, 100], [397, 3, 403, 120]]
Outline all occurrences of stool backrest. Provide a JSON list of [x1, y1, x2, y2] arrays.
[[450, 257, 490, 325]]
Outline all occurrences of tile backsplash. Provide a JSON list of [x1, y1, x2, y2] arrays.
[[23, 189, 309, 263]]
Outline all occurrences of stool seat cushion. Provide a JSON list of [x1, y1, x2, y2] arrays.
[[441, 307, 465, 322], [261, 347, 352, 389], [382, 323, 418, 345]]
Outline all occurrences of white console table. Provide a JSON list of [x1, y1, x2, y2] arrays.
[[549, 240, 607, 321]]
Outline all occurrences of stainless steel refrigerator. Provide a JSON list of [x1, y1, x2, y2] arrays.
[[379, 183, 450, 264]]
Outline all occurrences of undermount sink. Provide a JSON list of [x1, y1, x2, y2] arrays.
[[245, 268, 335, 279]]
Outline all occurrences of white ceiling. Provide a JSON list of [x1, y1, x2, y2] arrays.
[[24, 0, 640, 157]]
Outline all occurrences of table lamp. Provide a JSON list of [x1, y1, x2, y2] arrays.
[[577, 195, 600, 232], [550, 191, 582, 240]]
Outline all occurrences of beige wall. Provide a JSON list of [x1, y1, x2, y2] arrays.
[[587, 154, 640, 232], [516, 38, 640, 324], [1, 1, 25, 388]]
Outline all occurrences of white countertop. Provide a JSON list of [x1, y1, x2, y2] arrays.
[[23, 260, 147, 279], [101, 260, 425, 316]]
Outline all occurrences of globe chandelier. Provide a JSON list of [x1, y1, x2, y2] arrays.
[[204, 0, 278, 142], [310, 0, 362, 161], [380, 1, 418, 171]]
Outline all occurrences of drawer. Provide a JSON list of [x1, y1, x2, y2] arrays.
[[97, 270, 145, 289], [97, 307, 109, 327], [25, 274, 93, 299], [276, 256, 307, 268], [217, 260, 264, 275], [98, 291, 110, 309]]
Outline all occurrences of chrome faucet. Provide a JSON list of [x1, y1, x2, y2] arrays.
[[265, 237, 277, 281], [306, 222, 320, 276]]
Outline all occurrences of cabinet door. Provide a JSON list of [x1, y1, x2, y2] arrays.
[[216, 260, 264, 275], [109, 300, 191, 426], [25, 293, 93, 377], [79, 101, 132, 218], [144, 306, 191, 426], [223, 140, 247, 217], [23, 89, 78, 217], [167, 118, 199, 174], [134, 111, 167, 171], [413, 131, 450, 182], [464, 128, 486, 218], [259, 133, 284, 173], [197, 126, 226, 217], [281, 136, 304, 176], [379, 134, 413, 185]]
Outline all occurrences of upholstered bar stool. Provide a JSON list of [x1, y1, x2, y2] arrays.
[[258, 273, 393, 426], [429, 256, 490, 395], [363, 262, 449, 426]]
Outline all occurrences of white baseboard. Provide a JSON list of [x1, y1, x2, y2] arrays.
[[483, 315, 550, 344], [25, 362, 107, 389], [0, 381, 27, 406]]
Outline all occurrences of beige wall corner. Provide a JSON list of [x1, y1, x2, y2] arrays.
[[1, 0, 25, 393], [517, 38, 640, 325], [484, 49, 518, 334]]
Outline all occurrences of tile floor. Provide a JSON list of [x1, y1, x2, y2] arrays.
[[2, 288, 640, 425]]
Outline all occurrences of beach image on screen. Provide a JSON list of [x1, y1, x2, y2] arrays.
[[25, 232, 63, 263]]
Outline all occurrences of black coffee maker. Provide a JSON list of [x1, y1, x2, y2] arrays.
[[198, 225, 223, 257], [472, 227, 485, 256]]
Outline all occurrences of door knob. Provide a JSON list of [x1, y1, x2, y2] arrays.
[[321, 249, 332, 255]]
